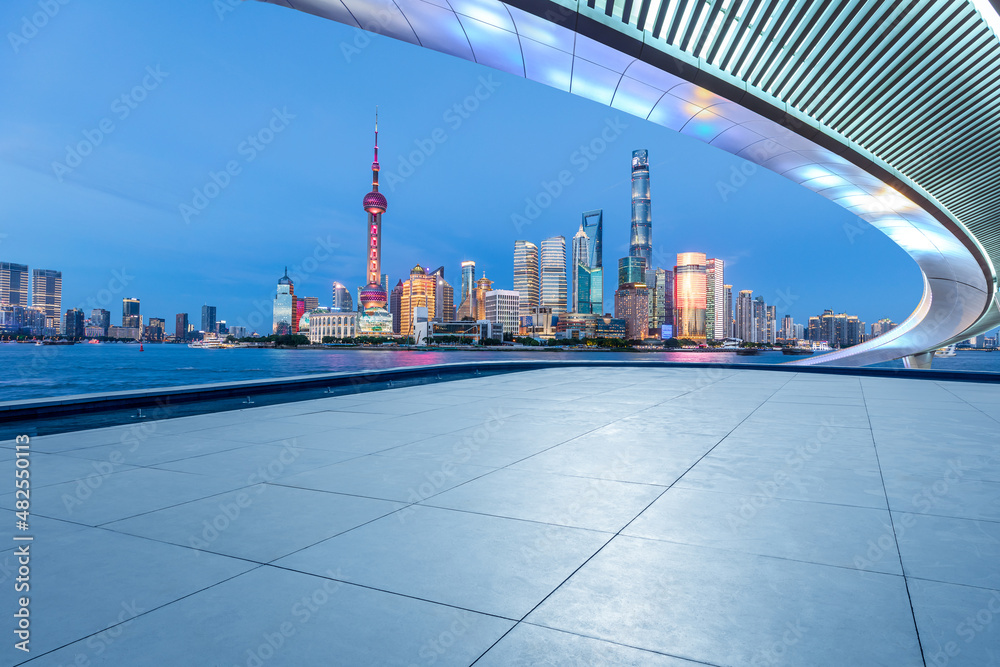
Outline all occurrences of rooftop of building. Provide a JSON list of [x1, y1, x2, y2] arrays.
[[2, 364, 998, 665]]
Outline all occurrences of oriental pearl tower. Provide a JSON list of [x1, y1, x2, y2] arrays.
[[359, 109, 388, 312]]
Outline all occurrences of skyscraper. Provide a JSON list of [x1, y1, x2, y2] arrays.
[[871, 318, 897, 338], [650, 268, 669, 335], [390, 280, 403, 334], [332, 282, 353, 312], [32, 269, 62, 331], [513, 240, 539, 317], [571, 225, 588, 313], [735, 290, 753, 342], [175, 313, 189, 341], [63, 308, 84, 338], [765, 305, 777, 344], [201, 305, 217, 333], [723, 285, 733, 339], [122, 297, 140, 329], [753, 296, 767, 344], [146, 317, 165, 342], [272, 268, 294, 334], [540, 236, 567, 314], [0, 263, 29, 307], [673, 253, 707, 342], [781, 315, 795, 340], [614, 283, 649, 340], [400, 265, 436, 337], [629, 150, 652, 263], [460, 261, 475, 311], [473, 275, 494, 321], [705, 258, 725, 341], [572, 210, 603, 314], [90, 309, 110, 336], [618, 256, 646, 287], [356, 112, 391, 335], [429, 266, 454, 321]]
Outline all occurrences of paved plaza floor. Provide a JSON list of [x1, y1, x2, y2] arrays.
[[2, 366, 999, 665]]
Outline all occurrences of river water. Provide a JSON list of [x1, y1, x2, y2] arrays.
[[1, 343, 997, 403]]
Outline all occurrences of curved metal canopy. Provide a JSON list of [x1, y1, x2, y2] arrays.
[[255, 0, 1000, 366]]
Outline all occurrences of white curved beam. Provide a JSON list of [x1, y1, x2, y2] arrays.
[[253, 0, 1000, 366]]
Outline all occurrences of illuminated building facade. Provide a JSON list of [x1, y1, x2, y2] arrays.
[[614, 282, 649, 341], [735, 290, 753, 342], [0, 262, 29, 307], [540, 236, 567, 314], [629, 149, 652, 264], [357, 112, 392, 335], [399, 265, 436, 337], [753, 296, 767, 344], [706, 258, 725, 341], [673, 253, 706, 342], [484, 289, 519, 339], [572, 210, 603, 315], [513, 241, 539, 317], [308, 311, 357, 342], [618, 256, 646, 288], [649, 268, 671, 335], [871, 319, 897, 338], [332, 282, 353, 312], [472, 275, 494, 321], [272, 268, 294, 334], [429, 267, 455, 321], [723, 285, 733, 339], [32, 269, 62, 332], [145, 317, 165, 342], [121, 296, 140, 330], [458, 260, 476, 318]]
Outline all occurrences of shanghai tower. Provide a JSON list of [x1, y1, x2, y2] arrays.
[[360, 110, 388, 311], [629, 149, 652, 264]]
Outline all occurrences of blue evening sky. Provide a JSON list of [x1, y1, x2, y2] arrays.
[[1, 0, 924, 334]]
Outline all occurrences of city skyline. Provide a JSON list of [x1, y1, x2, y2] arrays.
[[1, 1, 927, 332]]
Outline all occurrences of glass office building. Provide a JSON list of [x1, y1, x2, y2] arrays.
[[540, 236, 567, 314], [629, 149, 652, 264], [572, 210, 603, 314], [272, 268, 294, 334], [513, 240, 539, 317], [674, 253, 707, 342]]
